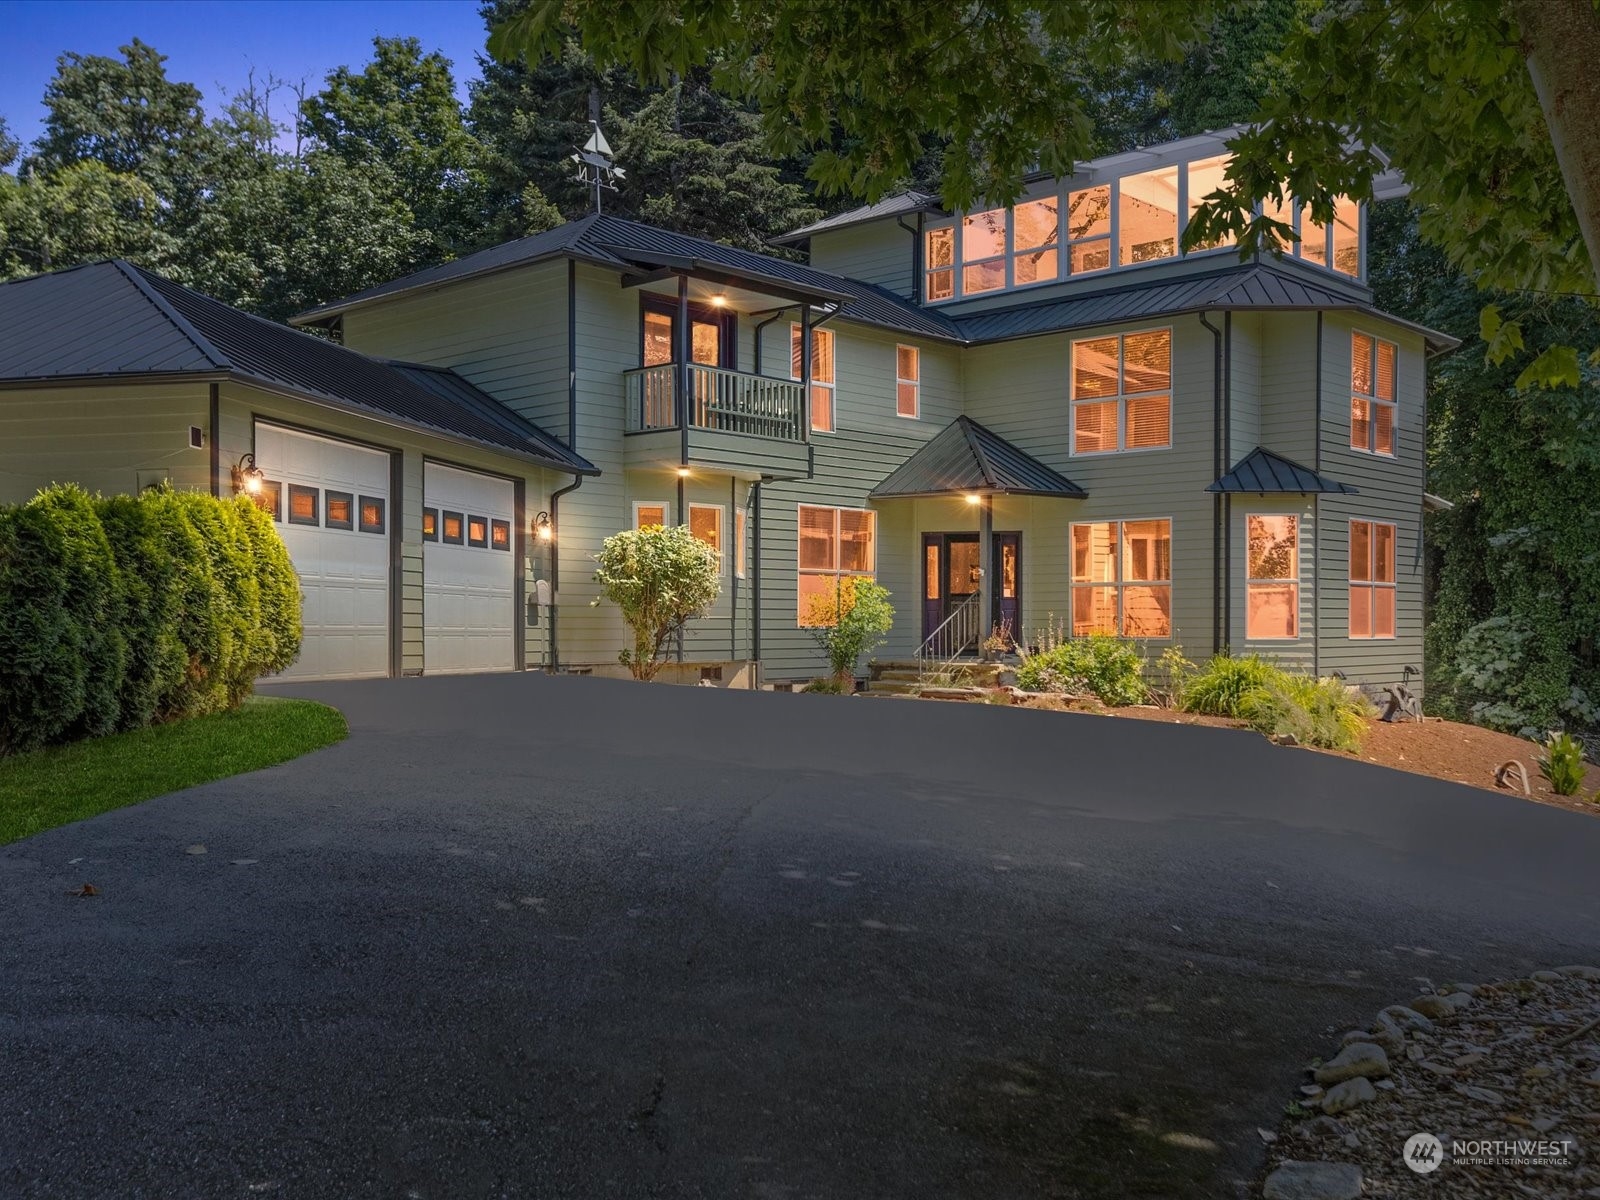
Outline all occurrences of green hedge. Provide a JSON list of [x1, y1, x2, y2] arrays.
[[0, 484, 303, 756]]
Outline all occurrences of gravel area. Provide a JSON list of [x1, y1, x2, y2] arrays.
[[1261, 966, 1600, 1198]]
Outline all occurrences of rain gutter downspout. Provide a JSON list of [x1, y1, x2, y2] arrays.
[[1198, 312, 1224, 656], [549, 259, 583, 672]]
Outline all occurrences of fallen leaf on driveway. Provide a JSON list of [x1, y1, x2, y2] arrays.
[[67, 857, 83, 865], [67, 884, 98, 898], [185, 844, 207, 855], [230, 859, 258, 866]]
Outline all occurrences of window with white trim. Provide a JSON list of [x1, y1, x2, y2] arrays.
[[791, 324, 836, 433], [1071, 519, 1172, 638], [1350, 332, 1397, 456], [688, 503, 723, 569], [1070, 328, 1172, 454], [797, 505, 875, 626], [961, 207, 1006, 294], [1066, 184, 1111, 274], [895, 345, 919, 418], [1246, 514, 1299, 640], [924, 226, 954, 300], [1185, 155, 1234, 252], [633, 500, 669, 529], [1118, 166, 1179, 266], [1011, 197, 1059, 286], [1349, 519, 1396, 639]]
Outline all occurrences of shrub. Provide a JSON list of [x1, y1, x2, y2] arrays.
[[809, 577, 894, 684], [234, 495, 302, 680], [173, 490, 264, 706], [1182, 654, 1282, 717], [26, 485, 126, 741], [1239, 673, 1375, 751], [96, 493, 189, 730], [141, 486, 230, 717], [1152, 644, 1197, 709], [1538, 731, 1587, 796], [801, 677, 844, 693], [592, 524, 721, 680], [0, 504, 83, 754], [1015, 635, 1147, 705]]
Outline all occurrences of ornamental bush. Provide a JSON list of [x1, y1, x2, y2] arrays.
[[0, 485, 303, 756], [592, 523, 721, 681], [1239, 672, 1375, 752], [1016, 635, 1147, 705], [1182, 654, 1282, 717], [809, 576, 894, 685]]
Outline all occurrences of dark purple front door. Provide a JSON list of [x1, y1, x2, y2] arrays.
[[921, 532, 1021, 650]]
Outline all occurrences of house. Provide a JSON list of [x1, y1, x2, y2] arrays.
[[0, 128, 1455, 691]]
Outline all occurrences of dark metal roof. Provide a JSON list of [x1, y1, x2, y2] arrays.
[[1205, 447, 1358, 495], [0, 261, 595, 473], [293, 214, 964, 343], [769, 191, 942, 245], [870, 416, 1087, 499]]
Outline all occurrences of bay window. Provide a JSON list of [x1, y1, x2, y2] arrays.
[[1071, 519, 1172, 638], [1246, 514, 1299, 640], [797, 504, 876, 626], [1070, 328, 1172, 454], [791, 324, 836, 433], [1350, 332, 1397, 456], [1349, 519, 1396, 639]]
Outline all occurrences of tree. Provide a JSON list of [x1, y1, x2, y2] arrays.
[[487, 0, 1209, 211], [0, 161, 168, 277], [0, 118, 18, 170], [300, 36, 493, 260], [591, 524, 721, 681], [807, 578, 894, 687]]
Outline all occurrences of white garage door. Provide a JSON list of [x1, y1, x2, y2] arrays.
[[423, 462, 516, 673], [254, 424, 392, 681]]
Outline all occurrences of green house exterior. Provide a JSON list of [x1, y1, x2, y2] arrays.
[[0, 129, 1453, 691]]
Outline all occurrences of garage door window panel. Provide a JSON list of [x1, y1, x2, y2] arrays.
[[288, 485, 319, 526], [423, 508, 438, 541], [255, 479, 282, 522], [442, 511, 464, 545], [491, 519, 510, 550], [359, 496, 385, 535], [325, 491, 354, 531], [467, 516, 489, 548]]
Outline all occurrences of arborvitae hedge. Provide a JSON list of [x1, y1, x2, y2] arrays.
[[0, 484, 303, 756]]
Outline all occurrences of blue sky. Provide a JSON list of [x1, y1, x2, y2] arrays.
[[2, 0, 490, 150]]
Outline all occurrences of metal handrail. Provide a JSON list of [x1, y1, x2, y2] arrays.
[[915, 591, 983, 663], [623, 362, 805, 442]]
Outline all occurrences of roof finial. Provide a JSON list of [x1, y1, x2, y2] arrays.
[[570, 119, 624, 215]]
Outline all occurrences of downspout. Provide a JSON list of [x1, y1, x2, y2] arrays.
[[1223, 312, 1233, 653], [676, 271, 691, 664], [549, 260, 582, 672], [897, 214, 922, 303], [1198, 312, 1224, 656], [751, 309, 787, 375], [207, 382, 220, 498], [1313, 312, 1324, 674]]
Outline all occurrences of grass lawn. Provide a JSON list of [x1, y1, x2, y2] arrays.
[[0, 696, 347, 846]]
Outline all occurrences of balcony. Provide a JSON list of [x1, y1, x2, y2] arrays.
[[622, 362, 810, 475]]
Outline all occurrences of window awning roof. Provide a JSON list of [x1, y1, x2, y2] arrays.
[[1206, 446, 1358, 495], [870, 416, 1088, 499]]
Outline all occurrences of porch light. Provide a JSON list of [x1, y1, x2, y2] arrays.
[[964, 492, 982, 505], [533, 511, 553, 542], [232, 453, 264, 495], [710, 294, 727, 307], [677, 467, 691, 478]]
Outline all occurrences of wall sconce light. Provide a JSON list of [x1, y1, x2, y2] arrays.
[[231, 453, 264, 495], [710, 294, 727, 307], [964, 492, 982, 505], [677, 466, 691, 478], [533, 510, 553, 542]]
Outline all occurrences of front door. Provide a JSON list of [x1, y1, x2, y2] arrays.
[[921, 532, 1021, 651]]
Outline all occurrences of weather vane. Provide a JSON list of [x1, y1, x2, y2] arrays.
[[571, 120, 625, 214]]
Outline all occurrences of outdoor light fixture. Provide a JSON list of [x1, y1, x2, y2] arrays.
[[965, 492, 982, 505], [533, 511, 553, 542], [677, 467, 691, 478], [231, 453, 264, 495], [710, 294, 727, 307]]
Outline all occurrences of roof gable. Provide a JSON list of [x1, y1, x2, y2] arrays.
[[1206, 447, 1358, 495], [870, 416, 1087, 499]]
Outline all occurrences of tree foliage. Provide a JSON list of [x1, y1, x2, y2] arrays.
[[807, 577, 894, 684], [592, 524, 721, 680]]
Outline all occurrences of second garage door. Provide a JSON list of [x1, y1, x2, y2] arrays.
[[423, 462, 517, 673]]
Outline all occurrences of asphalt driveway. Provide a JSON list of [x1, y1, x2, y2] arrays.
[[3, 673, 1598, 1199]]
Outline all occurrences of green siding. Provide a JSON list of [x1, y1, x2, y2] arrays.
[[807, 222, 915, 296], [0, 381, 211, 504]]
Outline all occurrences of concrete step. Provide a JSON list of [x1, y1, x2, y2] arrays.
[[864, 680, 923, 695]]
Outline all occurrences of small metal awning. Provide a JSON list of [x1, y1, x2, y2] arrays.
[[870, 416, 1088, 499], [1206, 446, 1358, 495]]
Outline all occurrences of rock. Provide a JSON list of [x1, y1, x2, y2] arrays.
[[1416, 1059, 1457, 1077], [1533, 970, 1565, 984], [1455, 1083, 1506, 1105], [1454, 1053, 1486, 1068], [1409, 993, 1467, 1020], [1321, 1076, 1378, 1114], [1383, 1004, 1435, 1034], [185, 844, 207, 855], [1367, 1011, 1407, 1055], [1294, 1115, 1350, 1141], [1444, 982, 1482, 996], [1556, 965, 1600, 981], [1271, 732, 1301, 747], [1375, 1078, 1396, 1090], [1314, 1042, 1391, 1084], [1262, 1159, 1363, 1200]]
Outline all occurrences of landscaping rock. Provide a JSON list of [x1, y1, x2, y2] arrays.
[[1533, 970, 1565, 984], [1261, 1159, 1363, 1200], [1293, 1116, 1350, 1142], [1314, 1042, 1391, 1085], [1381, 1004, 1434, 1034], [1366, 1010, 1406, 1055], [1557, 965, 1600, 981], [1408, 993, 1465, 1020], [1320, 1076, 1377, 1114]]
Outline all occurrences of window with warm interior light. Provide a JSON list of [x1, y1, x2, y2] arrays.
[[1185, 156, 1233, 251], [961, 207, 1007, 294], [1350, 331, 1397, 456], [359, 496, 384, 535], [925, 226, 954, 300], [896, 345, 920, 418], [1118, 166, 1179, 266], [442, 510, 464, 545], [422, 507, 438, 541], [735, 509, 747, 579], [467, 515, 488, 548], [688, 503, 723, 568], [1066, 184, 1112, 274], [288, 484, 319, 526], [1349, 519, 1396, 638], [1070, 519, 1172, 638], [255, 479, 282, 522], [1071, 329, 1172, 454], [633, 501, 668, 529], [1011, 197, 1059, 285], [490, 518, 510, 550], [797, 505, 875, 626], [791, 324, 836, 432], [1246, 514, 1299, 639]]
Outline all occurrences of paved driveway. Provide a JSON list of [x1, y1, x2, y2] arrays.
[[3, 674, 1598, 1199]]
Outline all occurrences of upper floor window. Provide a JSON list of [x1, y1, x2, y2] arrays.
[[1186, 156, 1233, 252], [1066, 185, 1111, 273], [1350, 331, 1396, 456], [1070, 329, 1172, 455], [1012, 198, 1059, 285], [896, 345, 920, 418], [1118, 166, 1179, 266], [791, 324, 836, 433], [926, 227, 955, 300], [1349, 519, 1396, 639], [962, 208, 1007, 294], [1246, 514, 1299, 640]]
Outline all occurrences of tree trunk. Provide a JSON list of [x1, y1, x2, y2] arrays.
[[1512, 0, 1600, 289]]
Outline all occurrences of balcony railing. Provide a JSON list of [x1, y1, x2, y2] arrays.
[[623, 362, 806, 442]]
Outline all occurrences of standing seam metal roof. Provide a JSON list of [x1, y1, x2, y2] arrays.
[[1205, 447, 1358, 494], [870, 416, 1088, 499]]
